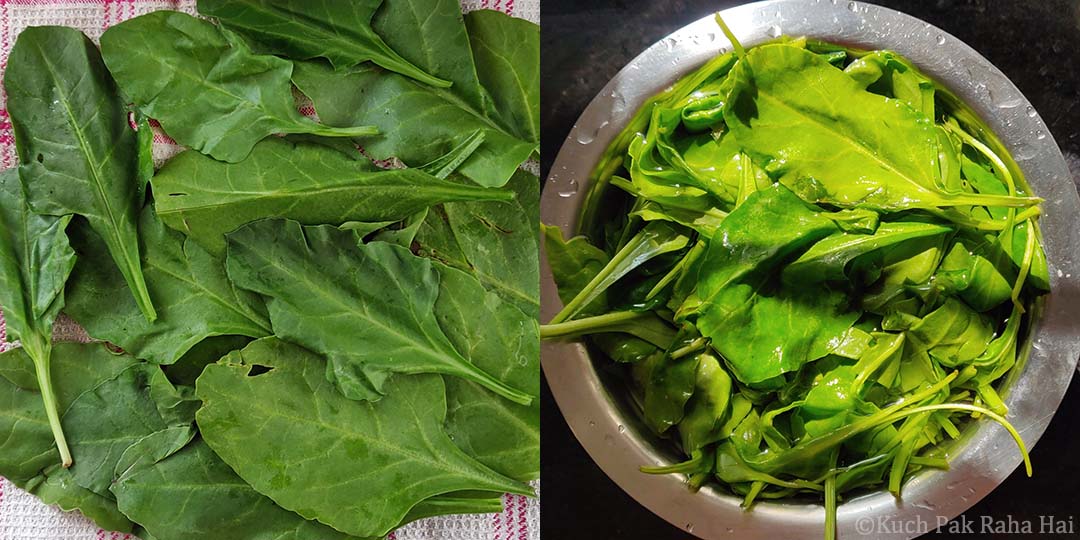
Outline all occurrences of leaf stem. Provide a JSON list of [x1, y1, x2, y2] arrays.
[[714, 14, 746, 58], [24, 335, 72, 467], [306, 124, 380, 138]]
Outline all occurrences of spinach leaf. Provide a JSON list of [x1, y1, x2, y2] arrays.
[[465, 10, 540, 143], [195, 337, 532, 538], [782, 222, 951, 285], [62, 363, 198, 497], [293, 60, 536, 188], [550, 221, 690, 324], [541, 223, 611, 316], [225, 220, 533, 405], [0, 169, 76, 466], [197, 0, 448, 88], [0, 343, 144, 530], [113, 439, 354, 540], [4, 26, 155, 322], [694, 185, 863, 384], [29, 465, 134, 533], [150, 137, 511, 255], [434, 264, 540, 481], [100, 11, 377, 163], [65, 205, 271, 364], [416, 169, 540, 317], [372, 0, 491, 112], [723, 44, 1038, 211], [677, 353, 733, 453]]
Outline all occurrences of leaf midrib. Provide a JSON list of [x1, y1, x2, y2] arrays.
[[754, 86, 936, 195], [33, 41, 136, 286], [240, 238, 463, 370]]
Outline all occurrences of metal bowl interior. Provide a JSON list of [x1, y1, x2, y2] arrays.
[[540, 1, 1080, 538]]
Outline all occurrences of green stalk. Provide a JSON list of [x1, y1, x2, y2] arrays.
[[22, 333, 72, 467], [306, 124, 380, 138], [824, 451, 838, 540]]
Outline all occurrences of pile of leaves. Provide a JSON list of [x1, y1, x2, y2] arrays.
[[0, 1, 539, 539], [542, 18, 1045, 539]]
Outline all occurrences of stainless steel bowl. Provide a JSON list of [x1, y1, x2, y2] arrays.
[[540, 1, 1080, 538]]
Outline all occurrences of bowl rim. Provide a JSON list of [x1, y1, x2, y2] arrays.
[[540, 1, 1080, 538]]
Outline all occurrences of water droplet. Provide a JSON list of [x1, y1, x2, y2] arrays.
[[1036, 130, 1046, 140], [1013, 143, 1037, 161], [726, 527, 735, 534], [576, 120, 609, 145], [936, 35, 946, 45], [610, 90, 627, 116], [1026, 106, 1038, 118], [766, 25, 782, 38], [664, 37, 678, 52], [557, 178, 579, 198], [847, 1, 858, 12], [617, 424, 626, 434], [686, 523, 695, 533], [588, 420, 597, 427]]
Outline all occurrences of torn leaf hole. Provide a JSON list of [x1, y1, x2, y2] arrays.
[[247, 365, 274, 377]]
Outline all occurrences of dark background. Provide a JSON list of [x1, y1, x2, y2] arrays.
[[540, 1, 1080, 538]]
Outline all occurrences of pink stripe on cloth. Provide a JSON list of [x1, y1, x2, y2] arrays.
[[515, 495, 528, 540]]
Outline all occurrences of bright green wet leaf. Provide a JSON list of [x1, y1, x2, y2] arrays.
[[550, 221, 690, 324], [4, 27, 155, 322], [465, 10, 540, 143], [417, 169, 539, 317], [723, 43, 1037, 211], [65, 205, 271, 364], [678, 353, 733, 453], [197, 0, 447, 87], [195, 338, 532, 538], [905, 298, 995, 366], [225, 220, 532, 405], [937, 240, 1013, 312], [782, 222, 951, 285], [541, 223, 610, 315], [113, 439, 353, 540], [293, 60, 536, 188], [100, 11, 376, 163], [151, 137, 510, 255], [694, 185, 862, 384], [434, 264, 540, 481], [0, 169, 76, 466], [637, 346, 702, 436]]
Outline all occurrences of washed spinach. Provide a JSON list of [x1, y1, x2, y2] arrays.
[[544, 24, 1046, 540]]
